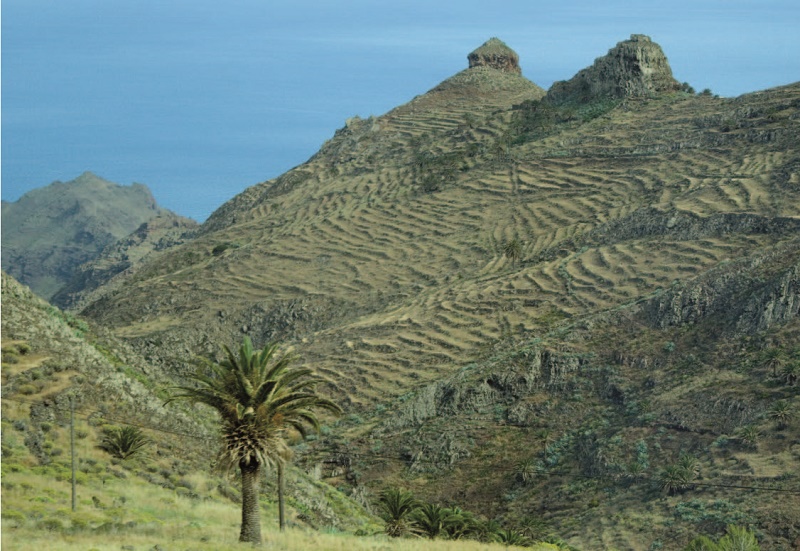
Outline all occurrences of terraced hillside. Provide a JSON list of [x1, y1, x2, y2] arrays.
[[79, 41, 800, 408], [70, 36, 800, 548]]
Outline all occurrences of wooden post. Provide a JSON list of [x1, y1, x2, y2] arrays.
[[278, 461, 285, 531], [70, 396, 76, 511]]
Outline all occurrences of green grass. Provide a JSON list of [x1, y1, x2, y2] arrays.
[[0, 464, 539, 551]]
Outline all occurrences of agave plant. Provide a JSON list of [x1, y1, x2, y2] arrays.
[[99, 425, 150, 460]]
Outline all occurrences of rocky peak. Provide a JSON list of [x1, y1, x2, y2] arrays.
[[467, 37, 521, 74], [546, 34, 681, 104]]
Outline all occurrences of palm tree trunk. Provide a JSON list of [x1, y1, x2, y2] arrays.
[[278, 460, 286, 531], [239, 461, 262, 543]]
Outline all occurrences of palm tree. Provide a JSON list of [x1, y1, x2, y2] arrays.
[[535, 428, 554, 450], [762, 348, 784, 377], [515, 458, 539, 483], [166, 337, 341, 544], [413, 502, 456, 539], [503, 237, 524, 266], [767, 399, 794, 430], [657, 464, 694, 495], [443, 506, 478, 540], [735, 425, 760, 450], [495, 528, 532, 546], [99, 425, 150, 460], [678, 454, 701, 478], [475, 518, 503, 543], [378, 487, 419, 537], [779, 361, 800, 386]]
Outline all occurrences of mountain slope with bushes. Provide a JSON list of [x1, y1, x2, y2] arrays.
[[26, 34, 800, 549]]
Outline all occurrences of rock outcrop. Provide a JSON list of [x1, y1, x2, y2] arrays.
[[640, 239, 800, 335], [547, 34, 681, 104], [467, 37, 522, 74]]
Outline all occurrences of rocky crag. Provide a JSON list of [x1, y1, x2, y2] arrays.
[[547, 34, 682, 104], [467, 37, 522, 74]]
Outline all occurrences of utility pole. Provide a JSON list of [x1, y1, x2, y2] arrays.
[[70, 396, 76, 511], [278, 461, 285, 531]]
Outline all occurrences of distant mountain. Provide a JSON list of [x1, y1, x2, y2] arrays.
[[17, 34, 800, 549], [1, 172, 194, 300]]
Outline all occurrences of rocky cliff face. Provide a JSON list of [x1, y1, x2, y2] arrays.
[[547, 34, 681, 104], [642, 239, 800, 335]]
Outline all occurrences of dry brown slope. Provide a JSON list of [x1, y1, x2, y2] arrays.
[[78, 71, 800, 407]]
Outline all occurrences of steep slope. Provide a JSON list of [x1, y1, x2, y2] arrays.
[[356, 236, 800, 549], [50, 211, 198, 310], [71, 35, 800, 548], [79, 39, 549, 390], [1, 271, 377, 546], [1, 172, 185, 300]]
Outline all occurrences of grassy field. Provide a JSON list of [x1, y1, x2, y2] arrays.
[[0, 460, 541, 551], [0, 426, 544, 551]]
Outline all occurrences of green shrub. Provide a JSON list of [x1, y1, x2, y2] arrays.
[[684, 524, 760, 550], [2, 509, 27, 527], [70, 514, 90, 531], [37, 518, 65, 532], [17, 384, 38, 395]]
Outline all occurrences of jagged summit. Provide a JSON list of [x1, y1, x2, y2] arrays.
[[467, 37, 521, 74], [547, 34, 681, 104]]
